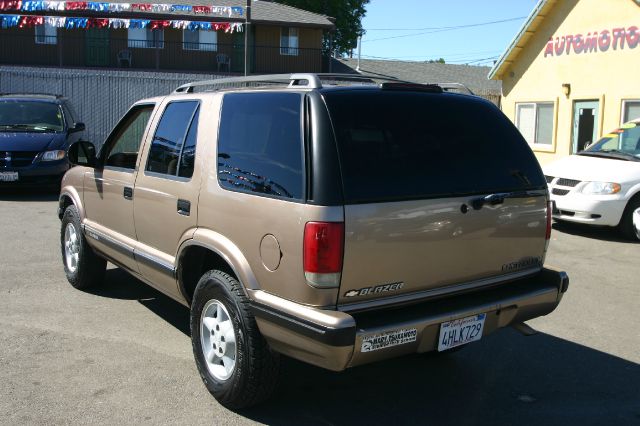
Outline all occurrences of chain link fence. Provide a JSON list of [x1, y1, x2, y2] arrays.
[[0, 66, 503, 146], [0, 66, 226, 146]]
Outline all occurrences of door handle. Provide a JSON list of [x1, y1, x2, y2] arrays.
[[123, 186, 133, 200], [177, 199, 191, 216]]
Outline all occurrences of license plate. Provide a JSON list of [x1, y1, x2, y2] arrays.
[[0, 172, 18, 182], [438, 313, 486, 352]]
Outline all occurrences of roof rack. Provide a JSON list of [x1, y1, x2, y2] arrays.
[[0, 93, 65, 99], [173, 73, 407, 93], [430, 83, 475, 96]]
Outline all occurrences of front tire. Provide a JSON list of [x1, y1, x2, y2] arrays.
[[619, 197, 640, 241], [60, 205, 106, 289], [190, 270, 280, 409]]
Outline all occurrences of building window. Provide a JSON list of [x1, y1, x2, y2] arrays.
[[183, 30, 217, 51], [280, 27, 299, 56], [128, 28, 164, 49], [622, 100, 640, 123], [516, 102, 554, 146], [35, 24, 57, 45]]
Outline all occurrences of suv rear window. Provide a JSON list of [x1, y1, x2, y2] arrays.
[[323, 91, 546, 203], [217, 92, 304, 200]]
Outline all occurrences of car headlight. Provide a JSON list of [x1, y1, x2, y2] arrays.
[[41, 150, 66, 161], [581, 181, 621, 195]]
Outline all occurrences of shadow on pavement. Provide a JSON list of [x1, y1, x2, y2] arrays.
[[93, 267, 640, 425], [552, 220, 634, 244], [89, 268, 190, 336], [243, 331, 640, 425], [0, 186, 59, 202]]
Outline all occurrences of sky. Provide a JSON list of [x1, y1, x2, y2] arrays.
[[359, 0, 540, 66]]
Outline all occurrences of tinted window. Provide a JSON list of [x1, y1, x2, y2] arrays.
[[323, 91, 546, 203], [146, 101, 199, 176], [217, 93, 304, 200], [104, 105, 154, 169], [178, 107, 199, 178]]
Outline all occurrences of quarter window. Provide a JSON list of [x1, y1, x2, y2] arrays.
[[104, 105, 154, 169], [516, 102, 554, 145], [217, 92, 304, 200], [280, 27, 299, 56], [146, 101, 199, 177], [183, 30, 217, 51]]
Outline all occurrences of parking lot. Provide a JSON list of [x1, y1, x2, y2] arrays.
[[0, 189, 639, 426]]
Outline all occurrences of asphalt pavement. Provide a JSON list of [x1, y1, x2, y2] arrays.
[[0, 188, 639, 425]]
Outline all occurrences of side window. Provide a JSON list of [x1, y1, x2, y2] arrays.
[[62, 104, 74, 126], [64, 102, 80, 123], [146, 101, 199, 177], [217, 92, 304, 200], [104, 105, 154, 169]]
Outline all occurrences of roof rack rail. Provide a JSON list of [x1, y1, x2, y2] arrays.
[[0, 93, 65, 98], [429, 83, 475, 96], [173, 73, 407, 94]]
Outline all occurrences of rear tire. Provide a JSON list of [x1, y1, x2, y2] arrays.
[[190, 270, 280, 409], [60, 205, 106, 289], [619, 197, 640, 241]]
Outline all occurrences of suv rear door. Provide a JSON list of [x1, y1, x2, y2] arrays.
[[321, 90, 549, 307], [133, 98, 202, 300]]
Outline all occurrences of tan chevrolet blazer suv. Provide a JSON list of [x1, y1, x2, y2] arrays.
[[58, 74, 569, 409]]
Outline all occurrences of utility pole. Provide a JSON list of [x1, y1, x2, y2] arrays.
[[356, 34, 362, 72], [244, 0, 251, 76]]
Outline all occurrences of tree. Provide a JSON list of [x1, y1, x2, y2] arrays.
[[273, 0, 370, 55]]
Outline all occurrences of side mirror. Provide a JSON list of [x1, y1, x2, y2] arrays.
[[68, 141, 97, 167], [69, 122, 86, 133]]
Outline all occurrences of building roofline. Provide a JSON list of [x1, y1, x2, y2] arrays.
[[0, 0, 336, 29], [488, 0, 550, 80]]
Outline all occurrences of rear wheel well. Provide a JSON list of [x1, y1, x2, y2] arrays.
[[178, 245, 237, 305]]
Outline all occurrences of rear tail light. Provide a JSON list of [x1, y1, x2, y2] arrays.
[[303, 222, 344, 288]]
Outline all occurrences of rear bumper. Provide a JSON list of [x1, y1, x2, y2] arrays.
[[249, 267, 569, 371]]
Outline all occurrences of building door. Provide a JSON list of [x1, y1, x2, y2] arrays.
[[572, 100, 599, 153], [85, 28, 110, 67], [231, 30, 254, 73]]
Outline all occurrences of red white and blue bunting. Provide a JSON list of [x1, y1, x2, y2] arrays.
[[0, 1, 245, 17], [0, 14, 243, 30]]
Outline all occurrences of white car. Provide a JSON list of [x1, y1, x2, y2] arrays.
[[543, 119, 640, 241]]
